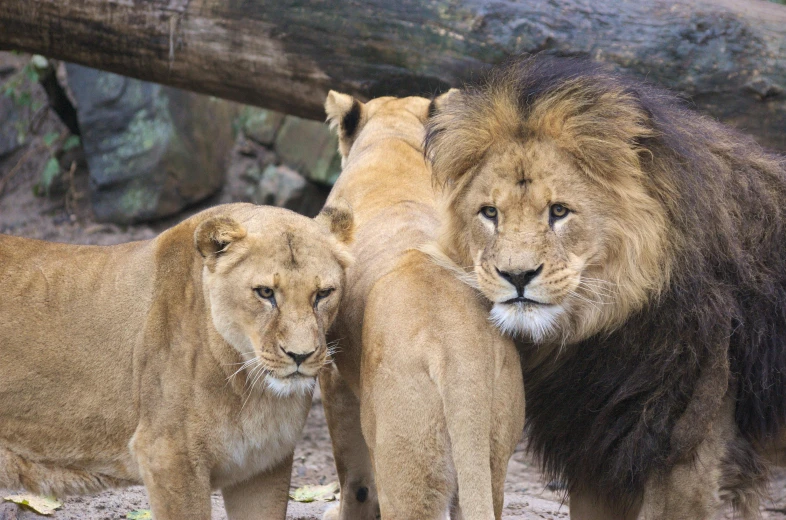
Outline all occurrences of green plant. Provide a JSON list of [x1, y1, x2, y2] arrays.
[[1, 54, 50, 144], [34, 134, 82, 198]]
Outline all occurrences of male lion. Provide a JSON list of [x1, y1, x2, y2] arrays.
[[0, 203, 353, 520], [318, 92, 524, 520], [425, 55, 786, 519]]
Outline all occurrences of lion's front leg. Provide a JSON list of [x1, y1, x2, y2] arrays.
[[637, 455, 723, 520], [222, 454, 293, 520], [568, 493, 638, 520], [637, 400, 738, 520], [133, 433, 212, 520]]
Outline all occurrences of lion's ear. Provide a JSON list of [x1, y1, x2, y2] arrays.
[[325, 90, 365, 159], [195, 216, 247, 267], [427, 88, 460, 119], [316, 199, 354, 245]]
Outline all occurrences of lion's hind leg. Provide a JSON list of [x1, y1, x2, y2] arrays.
[[0, 446, 121, 496], [320, 365, 379, 520], [367, 370, 455, 520]]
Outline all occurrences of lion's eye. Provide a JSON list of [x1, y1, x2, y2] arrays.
[[480, 206, 498, 221], [549, 204, 570, 220], [314, 288, 335, 307], [254, 286, 275, 303]]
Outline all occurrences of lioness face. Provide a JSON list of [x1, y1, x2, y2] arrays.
[[197, 208, 352, 396]]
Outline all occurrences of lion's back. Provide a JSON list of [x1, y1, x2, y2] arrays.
[[0, 234, 155, 473]]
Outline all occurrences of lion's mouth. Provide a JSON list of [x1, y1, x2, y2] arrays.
[[285, 372, 312, 379], [502, 296, 544, 305]]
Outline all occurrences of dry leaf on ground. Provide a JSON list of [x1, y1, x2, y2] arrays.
[[2, 494, 62, 516], [289, 482, 340, 503]]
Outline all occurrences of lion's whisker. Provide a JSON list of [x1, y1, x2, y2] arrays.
[[568, 290, 607, 309], [576, 283, 615, 298], [579, 277, 615, 286]]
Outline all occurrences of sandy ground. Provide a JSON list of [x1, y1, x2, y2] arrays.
[[2, 102, 786, 520]]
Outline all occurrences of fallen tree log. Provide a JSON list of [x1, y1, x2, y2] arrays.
[[1, 0, 784, 151]]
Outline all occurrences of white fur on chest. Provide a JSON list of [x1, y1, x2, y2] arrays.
[[212, 390, 310, 489]]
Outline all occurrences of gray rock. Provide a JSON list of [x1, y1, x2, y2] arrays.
[[0, 95, 27, 158], [250, 164, 327, 217], [239, 107, 285, 146], [274, 116, 341, 186], [66, 64, 237, 223]]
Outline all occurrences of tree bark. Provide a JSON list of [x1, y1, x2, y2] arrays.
[[0, 0, 784, 151]]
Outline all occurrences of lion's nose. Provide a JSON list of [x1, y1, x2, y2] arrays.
[[496, 265, 543, 295], [284, 350, 316, 366]]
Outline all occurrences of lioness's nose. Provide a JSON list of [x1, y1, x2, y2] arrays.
[[285, 350, 316, 366], [497, 265, 543, 295]]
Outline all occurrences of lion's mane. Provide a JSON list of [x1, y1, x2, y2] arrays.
[[426, 55, 786, 509]]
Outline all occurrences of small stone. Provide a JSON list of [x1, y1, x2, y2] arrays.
[[250, 164, 328, 217], [274, 115, 341, 186], [240, 107, 285, 146], [745, 77, 783, 99]]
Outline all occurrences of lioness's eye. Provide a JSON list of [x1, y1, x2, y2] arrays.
[[550, 204, 570, 220], [314, 288, 335, 307], [254, 286, 275, 303], [480, 206, 498, 221]]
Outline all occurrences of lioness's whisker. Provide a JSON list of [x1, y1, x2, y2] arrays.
[[226, 357, 259, 384], [242, 362, 270, 411]]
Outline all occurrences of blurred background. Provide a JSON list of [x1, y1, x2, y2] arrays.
[[0, 51, 338, 244]]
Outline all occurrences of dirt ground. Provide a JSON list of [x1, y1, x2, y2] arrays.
[[2, 97, 786, 520]]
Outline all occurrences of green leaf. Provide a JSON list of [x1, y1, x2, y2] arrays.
[[40, 157, 61, 196], [63, 135, 81, 151], [16, 91, 32, 107], [3, 494, 62, 516], [24, 66, 40, 84], [43, 131, 60, 147], [289, 481, 340, 503], [126, 510, 152, 520]]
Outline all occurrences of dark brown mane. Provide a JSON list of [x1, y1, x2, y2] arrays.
[[426, 54, 786, 511]]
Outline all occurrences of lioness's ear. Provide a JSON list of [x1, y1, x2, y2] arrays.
[[195, 216, 247, 265], [325, 90, 365, 159], [427, 88, 460, 119], [316, 199, 354, 245]]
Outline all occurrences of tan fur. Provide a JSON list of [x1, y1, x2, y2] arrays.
[[319, 92, 525, 520], [0, 203, 353, 520]]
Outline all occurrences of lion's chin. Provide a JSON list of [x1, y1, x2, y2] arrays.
[[489, 302, 564, 343], [264, 374, 317, 398]]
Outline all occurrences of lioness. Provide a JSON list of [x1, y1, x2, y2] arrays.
[[0, 203, 353, 520], [319, 92, 524, 520], [425, 56, 786, 519]]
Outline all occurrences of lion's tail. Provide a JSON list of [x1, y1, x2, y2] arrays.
[[0, 447, 128, 496]]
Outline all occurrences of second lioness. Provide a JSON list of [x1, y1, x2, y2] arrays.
[[320, 93, 524, 520], [0, 203, 352, 520]]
